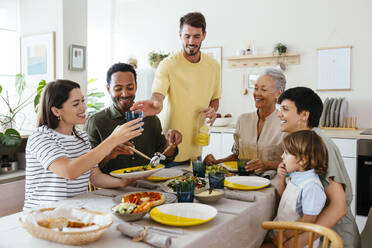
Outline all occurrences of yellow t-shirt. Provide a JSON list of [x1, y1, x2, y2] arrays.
[[152, 51, 221, 161]]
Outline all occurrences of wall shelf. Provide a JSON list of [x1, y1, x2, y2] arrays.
[[224, 52, 300, 68]]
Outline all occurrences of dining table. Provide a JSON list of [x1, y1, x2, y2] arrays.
[[0, 167, 278, 248]]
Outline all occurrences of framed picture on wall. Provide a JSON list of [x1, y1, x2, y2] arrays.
[[69, 44, 86, 71], [201, 46, 222, 64], [21, 32, 56, 84]]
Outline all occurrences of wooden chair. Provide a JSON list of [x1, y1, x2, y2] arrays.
[[88, 181, 98, 192], [262, 221, 343, 248]]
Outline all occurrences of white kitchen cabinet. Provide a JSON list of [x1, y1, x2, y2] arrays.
[[332, 138, 357, 217], [202, 132, 234, 159], [221, 133, 235, 157]]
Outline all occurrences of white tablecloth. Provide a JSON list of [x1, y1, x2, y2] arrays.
[[0, 180, 277, 248]]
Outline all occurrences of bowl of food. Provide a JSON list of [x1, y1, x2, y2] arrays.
[[213, 117, 233, 127], [111, 200, 151, 222], [165, 175, 208, 194], [194, 189, 225, 204]]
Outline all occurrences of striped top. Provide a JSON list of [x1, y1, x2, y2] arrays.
[[24, 125, 91, 210]]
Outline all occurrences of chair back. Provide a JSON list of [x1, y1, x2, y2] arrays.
[[361, 206, 372, 248], [262, 221, 343, 248]]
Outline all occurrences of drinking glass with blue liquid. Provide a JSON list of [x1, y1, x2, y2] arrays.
[[176, 181, 194, 202], [208, 172, 225, 189], [125, 110, 143, 129]]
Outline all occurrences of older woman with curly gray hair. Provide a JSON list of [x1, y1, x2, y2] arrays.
[[205, 68, 286, 173]]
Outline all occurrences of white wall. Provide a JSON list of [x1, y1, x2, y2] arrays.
[[20, 0, 87, 93], [62, 0, 88, 95], [87, 0, 114, 106], [112, 0, 372, 128], [18, 0, 87, 133]]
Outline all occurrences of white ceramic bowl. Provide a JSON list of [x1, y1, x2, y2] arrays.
[[195, 189, 225, 204], [213, 117, 233, 127], [112, 208, 149, 222]]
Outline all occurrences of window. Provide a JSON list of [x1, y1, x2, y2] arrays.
[[0, 0, 25, 131]]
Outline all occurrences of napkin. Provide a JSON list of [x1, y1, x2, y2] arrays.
[[117, 222, 171, 248], [223, 190, 256, 202], [134, 180, 160, 190]]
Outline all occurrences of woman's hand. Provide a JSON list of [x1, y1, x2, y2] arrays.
[[277, 162, 287, 180], [166, 129, 182, 146], [109, 118, 143, 145], [245, 159, 265, 173], [108, 142, 135, 160], [204, 154, 219, 165]]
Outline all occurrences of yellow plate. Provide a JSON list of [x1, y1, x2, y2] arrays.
[[224, 176, 270, 190], [221, 161, 238, 172], [146, 168, 183, 182], [110, 165, 164, 179], [149, 203, 217, 227]]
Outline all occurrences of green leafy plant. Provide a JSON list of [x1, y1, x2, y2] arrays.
[[0, 74, 45, 147], [148, 51, 170, 68], [273, 43, 287, 56], [87, 78, 105, 116]]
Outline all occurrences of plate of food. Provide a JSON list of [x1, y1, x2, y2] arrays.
[[149, 203, 217, 226], [146, 168, 183, 181], [163, 175, 208, 194], [224, 176, 270, 190], [213, 117, 233, 127], [205, 163, 235, 177], [109, 164, 164, 179], [220, 161, 238, 172], [112, 191, 176, 207], [111, 191, 175, 221]]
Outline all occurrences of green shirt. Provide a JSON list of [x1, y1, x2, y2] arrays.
[[84, 105, 178, 174], [313, 128, 361, 248]]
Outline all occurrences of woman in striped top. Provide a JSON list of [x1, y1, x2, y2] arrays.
[[24, 80, 143, 210]]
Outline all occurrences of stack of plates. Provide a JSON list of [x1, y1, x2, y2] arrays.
[[319, 97, 348, 127]]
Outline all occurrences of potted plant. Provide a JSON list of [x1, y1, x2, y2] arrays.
[[0, 74, 45, 147], [86, 78, 105, 117], [148, 51, 170, 68], [273, 43, 288, 71], [273, 43, 287, 56]]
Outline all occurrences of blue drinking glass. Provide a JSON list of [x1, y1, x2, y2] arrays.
[[125, 110, 143, 129], [237, 159, 253, 176], [176, 182, 194, 202], [192, 159, 206, 178], [208, 172, 225, 189]]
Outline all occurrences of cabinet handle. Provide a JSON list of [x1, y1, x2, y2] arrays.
[[364, 161, 372, 165]]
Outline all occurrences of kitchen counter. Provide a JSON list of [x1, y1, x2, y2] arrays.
[[210, 124, 236, 133], [320, 128, 372, 140], [0, 169, 25, 184], [210, 125, 372, 140]]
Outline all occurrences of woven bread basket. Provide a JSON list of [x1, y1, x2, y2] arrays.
[[19, 208, 113, 245]]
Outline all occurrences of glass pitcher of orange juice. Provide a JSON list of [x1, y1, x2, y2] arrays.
[[195, 113, 210, 146]]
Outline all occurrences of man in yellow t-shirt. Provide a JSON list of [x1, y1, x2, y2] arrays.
[[131, 12, 221, 165]]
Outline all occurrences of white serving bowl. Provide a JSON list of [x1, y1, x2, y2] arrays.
[[213, 117, 233, 127]]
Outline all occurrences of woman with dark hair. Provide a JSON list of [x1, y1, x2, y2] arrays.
[[277, 87, 360, 248], [24, 80, 143, 210]]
